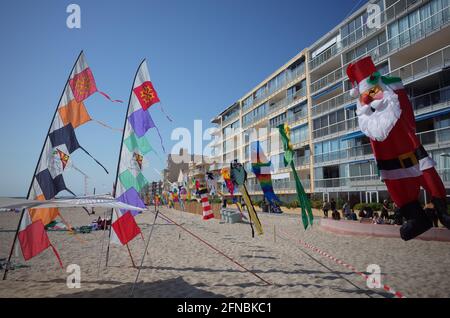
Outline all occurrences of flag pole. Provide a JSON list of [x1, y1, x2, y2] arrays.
[[3, 50, 84, 280], [105, 59, 146, 267], [131, 207, 159, 297]]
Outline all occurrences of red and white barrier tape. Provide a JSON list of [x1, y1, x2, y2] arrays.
[[279, 229, 406, 298]]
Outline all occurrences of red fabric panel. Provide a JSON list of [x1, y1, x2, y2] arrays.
[[18, 220, 50, 261], [111, 211, 141, 245]]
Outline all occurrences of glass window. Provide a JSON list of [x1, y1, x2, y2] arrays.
[[242, 96, 253, 111], [313, 118, 321, 130], [315, 143, 323, 155]]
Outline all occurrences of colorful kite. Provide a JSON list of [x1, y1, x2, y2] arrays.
[[220, 167, 234, 195], [110, 60, 163, 247], [5, 51, 116, 273], [278, 124, 313, 229], [206, 172, 217, 196], [251, 141, 281, 206], [230, 161, 263, 237]]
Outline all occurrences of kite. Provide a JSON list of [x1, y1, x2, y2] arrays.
[[230, 160, 263, 236], [3, 52, 115, 278], [206, 172, 217, 196], [109, 59, 165, 248], [347, 56, 450, 240], [251, 141, 281, 206], [278, 123, 313, 230], [220, 167, 235, 195]]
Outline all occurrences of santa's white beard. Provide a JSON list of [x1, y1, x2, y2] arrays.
[[357, 89, 402, 142]]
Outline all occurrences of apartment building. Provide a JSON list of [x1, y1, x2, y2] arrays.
[[211, 0, 450, 205]]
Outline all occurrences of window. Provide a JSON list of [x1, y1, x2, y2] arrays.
[[223, 120, 240, 137], [291, 125, 309, 144], [387, 0, 446, 52], [269, 112, 287, 128], [254, 85, 267, 101], [223, 105, 239, 122], [287, 58, 305, 80], [349, 161, 373, 177], [268, 72, 286, 94], [242, 96, 254, 111], [243, 103, 267, 128], [345, 32, 387, 64], [287, 80, 307, 101]]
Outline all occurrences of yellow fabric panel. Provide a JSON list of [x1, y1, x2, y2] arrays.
[[239, 185, 263, 235]]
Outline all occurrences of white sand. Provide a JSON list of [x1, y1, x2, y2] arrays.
[[1, 207, 449, 298]]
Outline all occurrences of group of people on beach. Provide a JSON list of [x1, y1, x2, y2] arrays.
[[321, 198, 441, 227]]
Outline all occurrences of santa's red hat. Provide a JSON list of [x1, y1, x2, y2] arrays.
[[346, 56, 378, 98]]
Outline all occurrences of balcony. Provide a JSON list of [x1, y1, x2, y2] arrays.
[[312, 91, 353, 118], [293, 156, 310, 167], [309, 5, 450, 97], [311, 43, 450, 119], [314, 143, 373, 165], [314, 175, 383, 189], [312, 117, 359, 140], [411, 86, 450, 116], [438, 168, 450, 186], [247, 179, 311, 194], [310, 68, 343, 94], [389, 45, 450, 85], [416, 126, 450, 148], [287, 109, 308, 125], [313, 126, 450, 167], [309, 0, 426, 71], [222, 112, 240, 126]]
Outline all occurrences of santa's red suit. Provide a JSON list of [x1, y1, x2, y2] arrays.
[[346, 57, 450, 241]]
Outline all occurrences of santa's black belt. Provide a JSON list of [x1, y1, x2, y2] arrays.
[[376, 146, 428, 171]]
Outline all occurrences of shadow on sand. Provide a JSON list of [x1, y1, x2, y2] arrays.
[[54, 276, 226, 298]]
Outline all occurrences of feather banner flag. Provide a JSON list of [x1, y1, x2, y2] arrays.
[[278, 124, 313, 230], [230, 161, 263, 237], [8, 51, 113, 270], [110, 60, 162, 246], [251, 141, 281, 205]]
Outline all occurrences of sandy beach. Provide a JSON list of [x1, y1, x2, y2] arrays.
[[1, 207, 450, 298]]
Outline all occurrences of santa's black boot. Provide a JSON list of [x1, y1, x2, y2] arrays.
[[431, 197, 450, 229], [399, 201, 432, 241]]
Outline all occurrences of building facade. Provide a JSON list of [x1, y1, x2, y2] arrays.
[[211, 0, 450, 205]]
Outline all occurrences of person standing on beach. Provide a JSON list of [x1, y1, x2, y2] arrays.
[[381, 200, 390, 220], [330, 198, 337, 213], [322, 200, 330, 218]]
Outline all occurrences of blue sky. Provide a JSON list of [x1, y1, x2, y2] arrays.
[[0, 0, 365, 196]]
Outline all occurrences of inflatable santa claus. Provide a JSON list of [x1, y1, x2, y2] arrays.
[[346, 56, 450, 241]]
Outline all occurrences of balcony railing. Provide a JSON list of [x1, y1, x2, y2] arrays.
[[242, 67, 306, 116], [314, 143, 373, 164], [416, 126, 450, 147], [287, 108, 308, 124], [309, 0, 425, 71], [311, 41, 450, 119], [411, 86, 450, 114], [313, 126, 450, 166], [310, 4, 450, 96], [222, 112, 240, 126], [313, 117, 359, 139], [310, 68, 344, 94], [312, 91, 353, 118], [247, 179, 311, 193], [389, 45, 450, 84], [438, 168, 450, 183], [315, 175, 383, 189]]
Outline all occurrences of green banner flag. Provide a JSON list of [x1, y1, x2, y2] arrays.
[[278, 124, 313, 229]]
